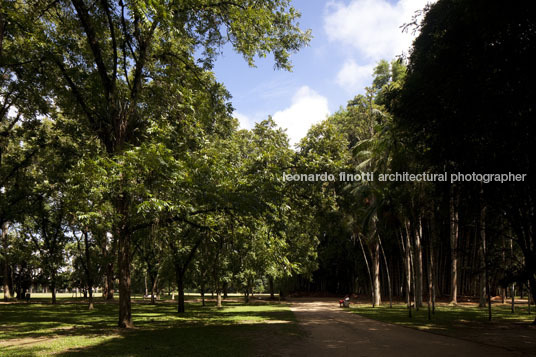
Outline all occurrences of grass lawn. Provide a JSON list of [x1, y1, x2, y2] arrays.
[[0, 299, 300, 356], [351, 302, 536, 354], [352, 302, 535, 330]]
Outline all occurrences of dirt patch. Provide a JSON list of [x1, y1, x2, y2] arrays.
[[0, 336, 53, 348]]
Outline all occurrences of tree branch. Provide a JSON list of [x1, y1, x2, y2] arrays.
[[52, 55, 103, 139], [71, 0, 112, 98], [100, 0, 118, 86]]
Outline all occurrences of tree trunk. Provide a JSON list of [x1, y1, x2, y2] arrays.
[[427, 229, 434, 320], [414, 220, 423, 309], [217, 290, 222, 308], [478, 234, 487, 307], [117, 228, 133, 328], [481, 206, 491, 321], [2, 222, 12, 301], [88, 286, 94, 310], [104, 261, 114, 300], [177, 271, 185, 313], [201, 285, 205, 307], [269, 276, 275, 300], [144, 274, 148, 298], [430, 216, 437, 314], [449, 191, 458, 305], [83, 231, 94, 310], [410, 238, 417, 311], [102, 235, 114, 300], [509, 236, 515, 313], [151, 275, 158, 305], [51, 275, 56, 305], [478, 272, 487, 307], [357, 234, 374, 307], [372, 239, 381, 306], [404, 227, 412, 318], [379, 237, 392, 308], [511, 283, 515, 313], [527, 280, 532, 315]]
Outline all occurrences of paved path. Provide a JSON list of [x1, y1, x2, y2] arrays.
[[272, 299, 525, 357]]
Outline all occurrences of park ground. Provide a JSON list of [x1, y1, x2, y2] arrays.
[[1, 295, 535, 356]]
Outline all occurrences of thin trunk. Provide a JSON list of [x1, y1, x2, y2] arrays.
[[201, 284, 205, 307], [105, 262, 114, 300], [117, 228, 133, 328], [404, 226, 412, 318], [449, 191, 458, 305], [144, 274, 148, 297], [379, 236, 392, 308], [177, 271, 185, 313], [244, 287, 250, 303], [510, 237, 515, 313], [414, 219, 423, 309], [372, 239, 381, 306], [410, 236, 417, 311], [51, 273, 57, 305], [528, 281, 532, 315], [217, 290, 222, 308], [2, 222, 12, 301], [431, 215, 437, 314], [88, 286, 94, 309], [102, 235, 114, 301], [479, 271, 487, 307], [83, 231, 94, 310], [151, 275, 158, 305], [501, 237, 506, 304], [357, 234, 374, 307], [511, 283, 515, 313], [478, 226, 487, 307], [269, 276, 275, 300], [427, 228, 433, 320], [481, 206, 491, 321]]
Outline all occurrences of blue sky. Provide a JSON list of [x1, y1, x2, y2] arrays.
[[212, 0, 433, 146]]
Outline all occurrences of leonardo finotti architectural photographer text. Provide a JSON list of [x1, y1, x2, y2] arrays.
[[282, 172, 527, 184]]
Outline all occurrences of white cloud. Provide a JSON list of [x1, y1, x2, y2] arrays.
[[324, 0, 433, 60], [234, 112, 253, 130], [272, 86, 330, 146], [336, 60, 374, 93]]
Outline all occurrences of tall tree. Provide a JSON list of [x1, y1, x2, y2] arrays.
[[6, 0, 310, 327]]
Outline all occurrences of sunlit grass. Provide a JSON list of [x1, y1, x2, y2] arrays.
[[351, 302, 534, 333], [0, 300, 298, 356]]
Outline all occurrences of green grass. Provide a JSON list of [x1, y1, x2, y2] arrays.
[[351, 302, 535, 333], [0, 300, 299, 356]]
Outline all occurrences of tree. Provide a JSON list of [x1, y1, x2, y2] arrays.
[[5, 0, 310, 327]]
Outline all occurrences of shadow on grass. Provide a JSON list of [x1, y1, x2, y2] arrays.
[[55, 324, 268, 357], [351, 303, 535, 331], [0, 301, 300, 356]]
